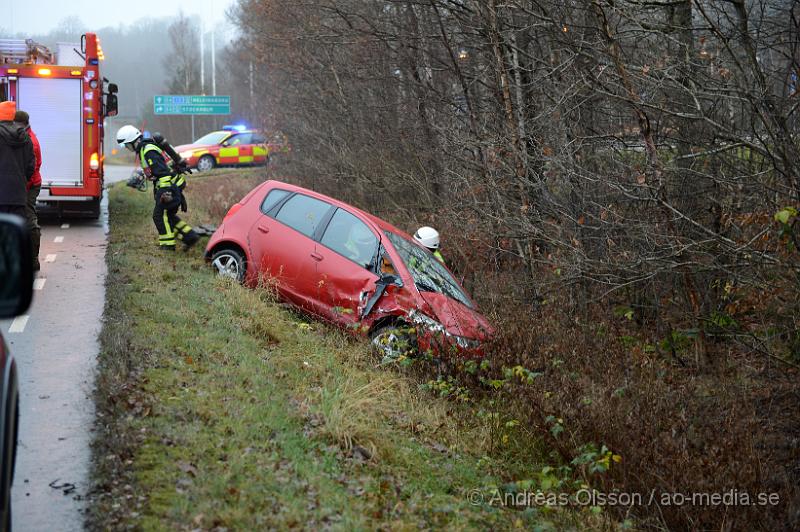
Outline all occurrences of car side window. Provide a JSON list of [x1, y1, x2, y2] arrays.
[[320, 209, 378, 269], [274, 194, 332, 238], [260, 188, 291, 215], [227, 133, 252, 146], [251, 133, 266, 144]]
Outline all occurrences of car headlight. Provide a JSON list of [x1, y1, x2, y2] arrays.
[[179, 151, 195, 159], [409, 310, 445, 334]]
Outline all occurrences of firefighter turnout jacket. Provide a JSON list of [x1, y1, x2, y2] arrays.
[[139, 141, 186, 191]]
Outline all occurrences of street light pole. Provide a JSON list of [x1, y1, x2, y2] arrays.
[[211, 0, 217, 97], [200, 19, 205, 94]]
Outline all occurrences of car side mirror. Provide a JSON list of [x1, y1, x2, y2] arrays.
[[108, 83, 118, 94], [0, 214, 34, 318], [378, 273, 403, 288]]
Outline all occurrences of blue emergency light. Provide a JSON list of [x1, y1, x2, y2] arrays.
[[222, 124, 248, 132]]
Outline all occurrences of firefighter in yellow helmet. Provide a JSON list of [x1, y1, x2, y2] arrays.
[[116, 125, 199, 251]]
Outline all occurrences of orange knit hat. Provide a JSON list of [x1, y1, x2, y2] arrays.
[[0, 101, 15, 121]]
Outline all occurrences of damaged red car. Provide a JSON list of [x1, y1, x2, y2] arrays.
[[204, 180, 493, 357]]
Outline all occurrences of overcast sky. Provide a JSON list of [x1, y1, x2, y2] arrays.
[[1, 0, 237, 34]]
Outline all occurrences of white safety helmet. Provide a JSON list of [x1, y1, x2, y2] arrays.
[[413, 226, 440, 249], [116, 125, 142, 151]]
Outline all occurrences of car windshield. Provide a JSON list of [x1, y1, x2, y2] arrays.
[[193, 132, 229, 145], [384, 231, 473, 309]]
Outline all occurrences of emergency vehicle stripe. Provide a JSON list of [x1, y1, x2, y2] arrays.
[[239, 156, 254, 163]]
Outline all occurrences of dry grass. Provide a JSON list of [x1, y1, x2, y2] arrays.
[[264, 167, 800, 531]]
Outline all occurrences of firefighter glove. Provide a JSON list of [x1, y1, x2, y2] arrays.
[[160, 190, 174, 204], [180, 195, 188, 212]]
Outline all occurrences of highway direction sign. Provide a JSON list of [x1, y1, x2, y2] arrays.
[[153, 95, 230, 115]]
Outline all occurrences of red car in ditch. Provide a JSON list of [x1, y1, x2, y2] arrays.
[[204, 180, 493, 357]]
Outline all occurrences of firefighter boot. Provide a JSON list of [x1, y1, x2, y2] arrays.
[[182, 229, 200, 251]]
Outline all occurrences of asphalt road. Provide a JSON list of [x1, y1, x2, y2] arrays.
[[1, 165, 132, 531]]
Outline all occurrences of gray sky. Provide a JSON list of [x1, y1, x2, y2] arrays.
[[1, 0, 236, 34]]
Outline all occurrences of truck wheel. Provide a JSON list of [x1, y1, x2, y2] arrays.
[[197, 155, 215, 172], [89, 197, 101, 219]]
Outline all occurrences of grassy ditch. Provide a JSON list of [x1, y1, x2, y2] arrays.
[[88, 172, 599, 530]]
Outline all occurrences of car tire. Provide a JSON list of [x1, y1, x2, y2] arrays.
[[369, 323, 417, 361], [197, 155, 216, 172], [210, 247, 246, 283]]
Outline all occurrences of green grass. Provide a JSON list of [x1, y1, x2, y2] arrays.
[[88, 178, 582, 530]]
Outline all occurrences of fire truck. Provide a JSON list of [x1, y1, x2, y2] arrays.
[[0, 33, 118, 218]]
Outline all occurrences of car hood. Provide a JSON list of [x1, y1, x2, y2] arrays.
[[174, 143, 213, 153], [418, 291, 493, 340]]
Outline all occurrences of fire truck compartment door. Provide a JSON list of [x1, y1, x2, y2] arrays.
[[17, 77, 83, 187]]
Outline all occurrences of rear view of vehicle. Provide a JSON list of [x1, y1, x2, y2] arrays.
[[0, 34, 118, 218]]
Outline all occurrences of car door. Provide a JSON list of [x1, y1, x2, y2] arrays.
[[251, 132, 268, 164], [218, 133, 242, 165], [247, 191, 334, 312], [312, 208, 380, 327], [230, 132, 254, 164]]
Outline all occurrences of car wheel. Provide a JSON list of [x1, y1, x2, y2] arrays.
[[370, 323, 417, 361], [210, 248, 246, 283], [197, 155, 216, 172]]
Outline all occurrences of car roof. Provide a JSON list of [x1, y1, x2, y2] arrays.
[[262, 179, 415, 240]]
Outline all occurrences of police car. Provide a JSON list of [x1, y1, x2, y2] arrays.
[[174, 126, 270, 172]]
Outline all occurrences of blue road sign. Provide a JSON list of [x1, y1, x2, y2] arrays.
[[153, 95, 231, 115]]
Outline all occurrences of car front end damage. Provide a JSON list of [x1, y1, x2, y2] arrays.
[[408, 309, 485, 356]]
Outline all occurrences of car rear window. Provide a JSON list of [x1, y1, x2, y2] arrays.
[[274, 193, 332, 237], [260, 188, 291, 214], [320, 209, 378, 269]]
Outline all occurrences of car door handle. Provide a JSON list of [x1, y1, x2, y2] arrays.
[[310, 252, 323, 261], [257, 225, 269, 234]]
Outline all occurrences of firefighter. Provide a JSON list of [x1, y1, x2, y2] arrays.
[[14, 110, 42, 270], [116, 125, 199, 251], [413, 226, 445, 264]]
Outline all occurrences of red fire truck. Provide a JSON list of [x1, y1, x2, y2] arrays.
[[0, 33, 118, 218]]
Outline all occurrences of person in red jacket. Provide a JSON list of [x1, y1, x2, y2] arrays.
[[15, 110, 42, 270]]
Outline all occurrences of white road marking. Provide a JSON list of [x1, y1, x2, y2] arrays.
[[33, 278, 46, 290], [61, 223, 70, 229], [45, 254, 56, 263], [54, 236, 64, 243], [9, 315, 29, 333]]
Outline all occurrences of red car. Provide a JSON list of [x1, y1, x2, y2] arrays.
[[204, 180, 493, 357], [175, 126, 270, 172]]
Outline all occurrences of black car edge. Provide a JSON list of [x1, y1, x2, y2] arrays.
[[0, 213, 34, 531]]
